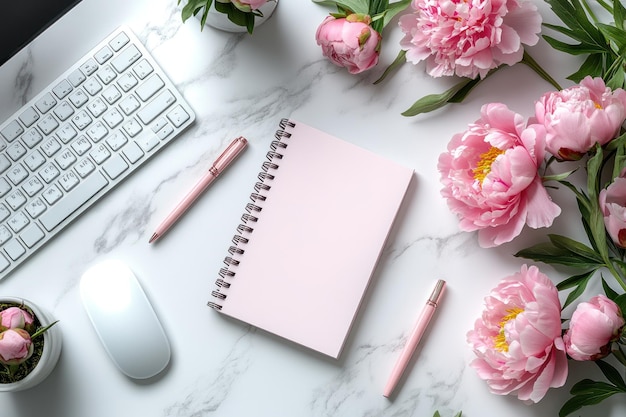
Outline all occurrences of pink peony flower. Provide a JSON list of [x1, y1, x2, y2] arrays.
[[535, 76, 626, 160], [398, 0, 542, 79], [0, 306, 34, 330], [599, 172, 626, 248], [316, 14, 382, 74], [467, 265, 568, 403], [563, 295, 625, 361], [438, 103, 561, 247], [0, 329, 34, 365]]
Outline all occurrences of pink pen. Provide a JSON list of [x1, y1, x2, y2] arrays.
[[383, 279, 446, 398], [149, 136, 248, 243]]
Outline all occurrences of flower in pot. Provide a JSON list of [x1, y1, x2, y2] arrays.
[[178, 0, 277, 33], [0, 298, 61, 391]]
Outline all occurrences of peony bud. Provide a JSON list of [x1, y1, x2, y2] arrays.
[[315, 14, 381, 74], [0, 329, 34, 365], [0, 306, 34, 330], [599, 174, 626, 248], [563, 295, 625, 361]]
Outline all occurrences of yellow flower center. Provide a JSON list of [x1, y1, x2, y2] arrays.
[[473, 147, 504, 183], [493, 307, 524, 352], [594, 101, 603, 109]]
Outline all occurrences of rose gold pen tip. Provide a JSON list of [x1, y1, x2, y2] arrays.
[[148, 233, 159, 244]]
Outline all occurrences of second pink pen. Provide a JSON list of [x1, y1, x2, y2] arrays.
[[149, 136, 248, 243]]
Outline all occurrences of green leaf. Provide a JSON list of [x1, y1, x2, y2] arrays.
[[374, 50, 406, 85], [602, 277, 620, 299], [401, 77, 481, 116], [586, 145, 610, 261], [560, 379, 624, 417], [380, 0, 411, 28], [180, 0, 212, 24], [559, 270, 595, 309], [514, 242, 602, 268], [614, 0, 626, 30], [596, 360, 626, 391], [614, 293, 626, 318], [312, 0, 370, 14], [566, 53, 605, 83], [549, 234, 604, 263]]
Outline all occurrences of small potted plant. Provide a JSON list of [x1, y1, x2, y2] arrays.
[[178, 0, 278, 34], [0, 297, 61, 392]]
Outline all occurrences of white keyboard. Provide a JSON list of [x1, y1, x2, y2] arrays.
[[0, 26, 195, 280]]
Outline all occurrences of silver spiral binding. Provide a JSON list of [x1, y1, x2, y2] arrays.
[[208, 118, 295, 310]]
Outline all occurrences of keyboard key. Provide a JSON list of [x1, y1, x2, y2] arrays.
[[105, 131, 128, 151], [39, 163, 61, 183], [57, 123, 78, 144], [55, 149, 77, 170], [22, 177, 44, 197], [97, 65, 117, 85], [137, 90, 175, 125], [69, 89, 89, 108], [24, 151, 46, 171], [41, 138, 62, 157], [102, 85, 122, 104], [90, 144, 111, 164], [25, 199, 46, 219], [122, 141, 144, 164], [0, 253, 8, 272], [42, 185, 63, 205], [87, 121, 108, 142], [123, 118, 142, 137], [75, 158, 95, 178], [53, 101, 75, 121], [8, 212, 29, 233], [72, 111, 93, 131], [38, 114, 60, 135], [109, 32, 130, 51], [136, 132, 159, 152], [0, 226, 11, 244], [40, 172, 108, 231], [103, 154, 129, 179], [0, 179, 10, 198], [4, 239, 25, 261], [20, 224, 45, 248], [94, 45, 113, 64], [111, 44, 141, 73], [19, 107, 40, 127], [136, 74, 164, 101], [80, 58, 99, 76], [71, 136, 92, 156], [7, 164, 28, 185], [22, 129, 44, 148], [35, 93, 57, 114], [84, 78, 103, 96], [133, 59, 153, 79], [87, 98, 108, 118], [167, 105, 191, 128], [6, 189, 27, 210], [0, 155, 10, 173], [1, 120, 24, 142], [120, 95, 140, 115], [0, 205, 9, 222], [59, 171, 79, 192], [117, 72, 138, 92], [103, 108, 123, 129], [7, 142, 27, 161], [68, 68, 86, 87], [52, 80, 73, 99]]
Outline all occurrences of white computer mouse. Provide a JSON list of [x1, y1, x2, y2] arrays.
[[80, 259, 171, 379]]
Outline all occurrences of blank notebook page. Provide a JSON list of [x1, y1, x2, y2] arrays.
[[212, 119, 413, 359]]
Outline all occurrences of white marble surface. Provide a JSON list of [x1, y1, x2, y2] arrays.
[[0, 0, 624, 416]]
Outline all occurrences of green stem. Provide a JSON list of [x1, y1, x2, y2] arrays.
[[606, 260, 626, 292], [521, 51, 563, 91]]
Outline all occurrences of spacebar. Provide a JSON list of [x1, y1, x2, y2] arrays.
[[40, 173, 109, 232]]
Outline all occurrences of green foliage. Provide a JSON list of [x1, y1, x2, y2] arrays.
[[559, 361, 626, 416], [178, 0, 265, 33], [543, 0, 626, 89]]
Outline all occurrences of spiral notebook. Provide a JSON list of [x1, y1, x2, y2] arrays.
[[209, 119, 413, 359]]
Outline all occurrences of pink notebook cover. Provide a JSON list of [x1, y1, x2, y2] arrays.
[[209, 119, 413, 359]]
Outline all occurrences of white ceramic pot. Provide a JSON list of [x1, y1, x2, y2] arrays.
[[0, 297, 62, 392], [201, 0, 278, 33]]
